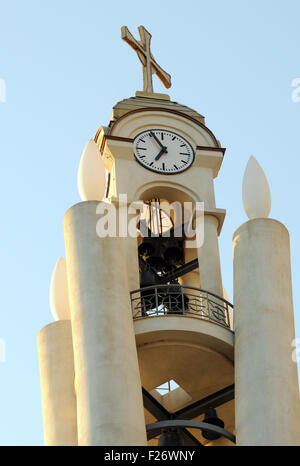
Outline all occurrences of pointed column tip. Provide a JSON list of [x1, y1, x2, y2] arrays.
[[242, 155, 271, 220]]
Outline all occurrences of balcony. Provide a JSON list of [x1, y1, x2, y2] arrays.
[[130, 284, 233, 330]]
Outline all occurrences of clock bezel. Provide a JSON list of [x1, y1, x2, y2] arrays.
[[133, 128, 195, 175]]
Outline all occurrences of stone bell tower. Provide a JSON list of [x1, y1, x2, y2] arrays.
[[37, 26, 299, 446]]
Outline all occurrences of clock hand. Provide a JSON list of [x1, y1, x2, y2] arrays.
[[155, 148, 167, 161], [150, 131, 168, 153]]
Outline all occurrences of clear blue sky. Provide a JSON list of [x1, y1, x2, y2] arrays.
[[0, 0, 299, 445]]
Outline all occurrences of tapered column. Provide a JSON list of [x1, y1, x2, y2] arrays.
[[37, 321, 77, 446], [233, 218, 300, 446], [197, 215, 223, 296], [64, 201, 146, 446]]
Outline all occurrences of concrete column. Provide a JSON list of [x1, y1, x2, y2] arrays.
[[64, 201, 147, 446], [179, 244, 200, 289], [197, 215, 223, 297], [119, 199, 140, 294], [233, 218, 300, 446], [37, 321, 77, 446]]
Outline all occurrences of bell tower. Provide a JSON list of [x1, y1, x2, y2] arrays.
[[38, 24, 235, 447], [38, 25, 299, 446], [95, 92, 235, 445]]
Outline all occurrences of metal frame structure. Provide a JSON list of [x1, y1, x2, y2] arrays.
[[143, 385, 235, 446], [146, 420, 236, 444], [137, 244, 235, 444], [139, 256, 199, 284]]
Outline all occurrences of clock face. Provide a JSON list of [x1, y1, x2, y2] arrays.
[[133, 129, 195, 174]]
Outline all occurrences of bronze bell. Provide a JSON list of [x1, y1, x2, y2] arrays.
[[146, 255, 167, 273], [145, 242, 167, 272], [138, 237, 156, 257], [140, 270, 156, 288], [201, 407, 224, 440], [163, 239, 184, 266]]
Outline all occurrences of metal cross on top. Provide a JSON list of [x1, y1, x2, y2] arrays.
[[121, 25, 171, 94]]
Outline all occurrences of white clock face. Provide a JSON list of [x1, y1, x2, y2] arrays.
[[133, 129, 195, 174]]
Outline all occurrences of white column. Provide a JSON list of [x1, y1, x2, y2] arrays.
[[37, 321, 77, 446], [197, 215, 223, 297], [233, 218, 300, 446], [64, 201, 146, 446], [120, 199, 140, 293], [180, 244, 200, 289]]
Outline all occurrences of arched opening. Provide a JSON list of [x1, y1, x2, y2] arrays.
[[130, 184, 232, 329]]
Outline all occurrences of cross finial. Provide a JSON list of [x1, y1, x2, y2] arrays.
[[121, 25, 171, 94]]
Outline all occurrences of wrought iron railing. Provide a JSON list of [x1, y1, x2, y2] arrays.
[[130, 284, 233, 330]]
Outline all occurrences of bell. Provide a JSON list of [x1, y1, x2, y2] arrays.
[[163, 239, 184, 266], [146, 255, 167, 273], [140, 271, 156, 288], [201, 407, 225, 440], [145, 242, 167, 272], [158, 428, 184, 446], [139, 237, 168, 273], [138, 237, 156, 257]]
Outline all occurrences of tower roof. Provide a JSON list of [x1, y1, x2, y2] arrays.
[[109, 93, 205, 126]]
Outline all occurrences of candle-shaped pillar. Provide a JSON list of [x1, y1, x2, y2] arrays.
[[64, 200, 146, 446], [65, 144, 145, 445], [37, 258, 77, 445], [233, 156, 300, 445], [38, 321, 77, 445]]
